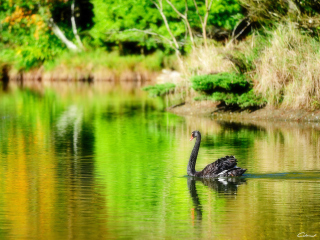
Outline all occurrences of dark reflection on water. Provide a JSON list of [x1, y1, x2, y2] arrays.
[[1, 82, 320, 239], [187, 177, 246, 222], [200, 177, 247, 195]]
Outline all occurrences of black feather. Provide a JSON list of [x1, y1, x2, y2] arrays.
[[187, 131, 246, 178]]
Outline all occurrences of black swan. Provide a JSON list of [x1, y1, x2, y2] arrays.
[[187, 130, 246, 178]]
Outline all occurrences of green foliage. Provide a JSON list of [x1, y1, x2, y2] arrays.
[[212, 90, 266, 108], [90, 0, 244, 51], [143, 83, 176, 97], [237, 89, 267, 107], [0, 1, 72, 70], [194, 95, 209, 101], [0, 0, 244, 71], [211, 92, 239, 105], [192, 73, 265, 108], [191, 73, 250, 94], [44, 50, 176, 72]]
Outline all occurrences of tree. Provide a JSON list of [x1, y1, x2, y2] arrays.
[[90, 0, 243, 53], [0, 0, 93, 68]]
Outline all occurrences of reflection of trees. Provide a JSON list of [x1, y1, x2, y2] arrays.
[[3, 83, 320, 239], [0, 87, 112, 238]]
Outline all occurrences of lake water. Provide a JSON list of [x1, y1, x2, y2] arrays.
[[0, 82, 320, 239]]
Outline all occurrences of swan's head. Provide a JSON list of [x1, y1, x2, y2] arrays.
[[190, 130, 200, 141]]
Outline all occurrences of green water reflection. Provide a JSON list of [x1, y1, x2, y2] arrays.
[[0, 82, 320, 239]]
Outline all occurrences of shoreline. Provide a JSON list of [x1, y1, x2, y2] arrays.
[[167, 101, 320, 123]]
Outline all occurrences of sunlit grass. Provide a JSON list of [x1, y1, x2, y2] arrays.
[[42, 50, 177, 81], [255, 23, 320, 109]]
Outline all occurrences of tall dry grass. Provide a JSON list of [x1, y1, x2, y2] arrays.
[[180, 44, 237, 100], [183, 45, 235, 76], [255, 23, 320, 109]]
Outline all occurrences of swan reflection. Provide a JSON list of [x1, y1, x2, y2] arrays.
[[187, 177, 246, 221]]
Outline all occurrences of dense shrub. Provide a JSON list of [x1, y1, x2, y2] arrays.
[[191, 72, 266, 108], [191, 73, 250, 94], [143, 83, 176, 97], [212, 90, 266, 108]]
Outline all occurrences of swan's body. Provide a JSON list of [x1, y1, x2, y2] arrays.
[[187, 131, 246, 178]]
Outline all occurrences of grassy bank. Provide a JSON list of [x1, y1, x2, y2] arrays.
[[145, 21, 320, 111], [255, 24, 320, 109], [4, 50, 177, 82]]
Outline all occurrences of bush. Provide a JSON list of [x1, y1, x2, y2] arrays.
[[191, 72, 265, 108], [212, 90, 266, 108], [143, 83, 176, 97], [237, 89, 267, 108], [191, 72, 250, 94]]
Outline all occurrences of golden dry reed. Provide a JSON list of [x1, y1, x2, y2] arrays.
[[183, 45, 234, 76], [255, 23, 320, 109]]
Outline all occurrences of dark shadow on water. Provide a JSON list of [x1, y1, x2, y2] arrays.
[[216, 120, 267, 133], [213, 102, 263, 113], [201, 177, 247, 194], [187, 177, 247, 221]]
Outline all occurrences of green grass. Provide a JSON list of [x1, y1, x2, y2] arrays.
[[0, 47, 177, 80], [44, 50, 177, 73]]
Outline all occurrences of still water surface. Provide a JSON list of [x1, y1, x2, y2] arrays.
[[0, 82, 320, 239]]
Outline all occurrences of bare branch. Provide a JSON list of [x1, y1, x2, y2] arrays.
[[193, 0, 214, 49], [152, 0, 184, 70], [48, 18, 79, 52], [165, 0, 195, 49], [122, 28, 176, 47], [204, 0, 214, 29], [184, 0, 188, 16], [207, 0, 214, 11], [152, 0, 180, 50], [166, 0, 186, 20], [192, 0, 203, 25], [71, 0, 84, 49], [227, 20, 251, 47], [231, 17, 248, 39]]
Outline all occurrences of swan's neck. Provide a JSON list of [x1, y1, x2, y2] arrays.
[[187, 134, 201, 176]]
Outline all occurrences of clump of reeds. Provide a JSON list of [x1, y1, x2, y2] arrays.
[[255, 23, 320, 109]]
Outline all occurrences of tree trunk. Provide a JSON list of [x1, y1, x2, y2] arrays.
[[71, 0, 84, 49], [48, 18, 79, 52]]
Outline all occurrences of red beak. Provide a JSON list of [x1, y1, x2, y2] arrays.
[[190, 135, 194, 141]]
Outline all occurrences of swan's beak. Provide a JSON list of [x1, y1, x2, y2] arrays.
[[190, 136, 194, 141]]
